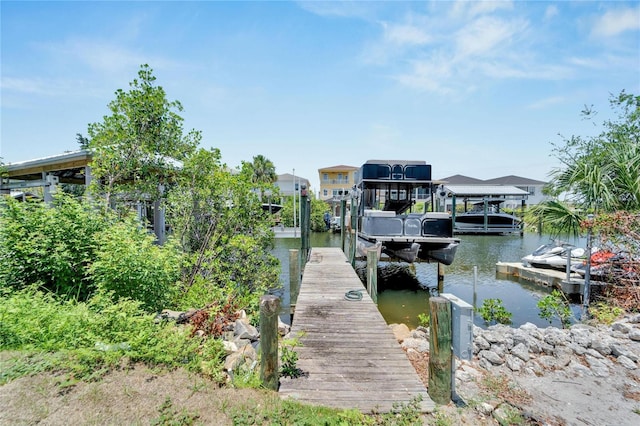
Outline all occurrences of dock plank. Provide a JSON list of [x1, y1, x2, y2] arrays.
[[279, 247, 434, 413]]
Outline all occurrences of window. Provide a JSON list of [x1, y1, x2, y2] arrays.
[[323, 189, 328, 196], [323, 173, 328, 181]]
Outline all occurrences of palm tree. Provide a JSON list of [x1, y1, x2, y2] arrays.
[[249, 155, 277, 201]]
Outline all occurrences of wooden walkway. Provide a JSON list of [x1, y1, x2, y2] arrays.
[[279, 247, 434, 413]]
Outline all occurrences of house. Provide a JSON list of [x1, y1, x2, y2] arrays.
[[274, 173, 310, 199], [317, 165, 359, 201], [439, 174, 548, 211]]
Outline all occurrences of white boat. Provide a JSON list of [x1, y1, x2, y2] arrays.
[[522, 242, 589, 270], [354, 160, 460, 264], [454, 201, 522, 234]]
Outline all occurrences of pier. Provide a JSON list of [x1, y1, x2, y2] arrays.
[[278, 247, 435, 413]]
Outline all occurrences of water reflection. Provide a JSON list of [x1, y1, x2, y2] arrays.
[[272, 232, 584, 329]]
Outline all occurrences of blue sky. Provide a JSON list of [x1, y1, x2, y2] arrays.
[[2, 1, 639, 193]]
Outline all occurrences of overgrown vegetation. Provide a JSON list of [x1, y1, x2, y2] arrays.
[[0, 65, 278, 388], [537, 290, 573, 328], [477, 299, 512, 325]]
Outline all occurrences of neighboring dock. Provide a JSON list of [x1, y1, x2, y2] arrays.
[[279, 247, 434, 413], [496, 261, 586, 294]]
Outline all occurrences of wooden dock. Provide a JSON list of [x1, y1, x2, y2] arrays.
[[278, 247, 434, 413]]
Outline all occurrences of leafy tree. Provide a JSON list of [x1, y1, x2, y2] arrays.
[[531, 91, 640, 237], [87, 64, 200, 207], [538, 290, 573, 328], [166, 148, 279, 311], [76, 133, 90, 150], [247, 154, 277, 202]]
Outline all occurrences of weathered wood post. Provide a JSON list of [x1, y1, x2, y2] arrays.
[[437, 263, 445, 293], [300, 185, 310, 261], [340, 198, 347, 253], [366, 248, 378, 304], [428, 296, 452, 405], [349, 229, 357, 268], [260, 295, 281, 391], [289, 249, 300, 314]]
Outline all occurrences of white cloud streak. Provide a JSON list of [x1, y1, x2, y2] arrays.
[[591, 5, 640, 37]]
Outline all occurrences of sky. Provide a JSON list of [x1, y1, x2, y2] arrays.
[[2, 1, 639, 194]]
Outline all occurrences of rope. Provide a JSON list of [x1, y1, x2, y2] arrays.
[[344, 289, 365, 301]]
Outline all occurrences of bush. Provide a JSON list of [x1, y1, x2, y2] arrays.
[[89, 216, 182, 312], [0, 195, 106, 299], [0, 289, 226, 381], [477, 299, 512, 325]]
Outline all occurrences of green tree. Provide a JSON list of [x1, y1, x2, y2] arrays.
[[247, 154, 277, 201], [87, 64, 200, 207], [530, 91, 640, 237], [166, 148, 279, 311]]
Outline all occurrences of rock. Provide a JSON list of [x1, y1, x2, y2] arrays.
[[277, 318, 290, 337], [553, 346, 574, 368], [401, 337, 429, 353], [222, 340, 238, 354], [585, 355, 611, 377], [544, 328, 569, 346], [511, 343, 530, 362], [235, 319, 259, 341], [389, 323, 411, 342], [617, 355, 637, 370], [570, 325, 595, 348], [611, 343, 638, 361], [505, 354, 525, 372], [629, 329, 640, 341], [475, 335, 491, 351], [591, 337, 613, 356], [567, 360, 591, 377], [479, 350, 504, 365], [477, 402, 494, 415]]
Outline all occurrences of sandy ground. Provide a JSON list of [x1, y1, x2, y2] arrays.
[[2, 350, 640, 425]]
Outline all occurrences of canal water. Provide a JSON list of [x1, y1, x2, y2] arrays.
[[272, 232, 584, 329]]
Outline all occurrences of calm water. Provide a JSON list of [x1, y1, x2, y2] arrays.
[[272, 231, 584, 329]]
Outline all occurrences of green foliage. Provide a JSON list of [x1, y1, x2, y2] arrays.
[[88, 64, 199, 206], [89, 215, 182, 312], [0, 289, 226, 381], [151, 397, 200, 426], [280, 335, 304, 378], [310, 195, 330, 232], [537, 290, 573, 328], [167, 148, 279, 313], [589, 302, 624, 325], [477, 299, 512, 325], [0, 194, 107, 299], [417, 313, 430, 327]]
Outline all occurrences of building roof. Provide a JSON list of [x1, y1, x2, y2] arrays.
[[318, 165, 358, 172], [483, 175, 547, 185], [444, 185, 529, 197], [440, 174, 486, 184]]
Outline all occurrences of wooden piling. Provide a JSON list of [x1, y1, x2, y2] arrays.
[[340, 199, 347, 252], [260, 295, 281, 391], [349, 229, 357, 268], [428, 296, 452, 405], [367, 248, 378, 304], [289, 249, 300, 311], [437, 263, 445, 293]]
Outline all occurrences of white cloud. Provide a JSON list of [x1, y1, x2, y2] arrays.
[[454, 16, 525, 58], [591, 5, 640, 37], [451, 0, 514, 19], [383, 22, 431, 46], [544, 5, 558, 21]]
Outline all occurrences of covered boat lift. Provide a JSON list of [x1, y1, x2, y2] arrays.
[[442, 185, 529, 235]]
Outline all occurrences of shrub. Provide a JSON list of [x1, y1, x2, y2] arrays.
[[477, 299, 512, 325], [88, 215, 182, 312], [537, 290, 573, 328]]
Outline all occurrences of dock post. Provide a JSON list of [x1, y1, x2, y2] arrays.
[[300, 186, 310, 261], [340, 199, 347, 252], [259, 295, 281, 391], [289, 249, 300, 313], [366, 248, 378, 304], [428, 296, 452, 405], [349, 229, 357, 268]]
